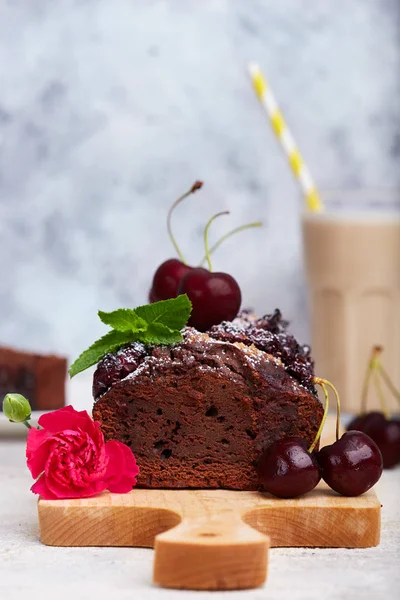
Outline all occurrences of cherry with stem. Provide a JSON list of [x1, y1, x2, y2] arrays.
[[359, 347, 400, 468], [256, 377, 332, 499], [315, 377, 383, 496], [177, 211, 242, 331], [149, 181, 203, 302], [348, 347, 388, 433], [257, 375, 382, 499], [348, 346, 400, 468]]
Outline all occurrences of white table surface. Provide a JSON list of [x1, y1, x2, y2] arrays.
[[1, 374, 399, 600]]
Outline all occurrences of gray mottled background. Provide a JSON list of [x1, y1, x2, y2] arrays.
[[0, 0, 399, 361]]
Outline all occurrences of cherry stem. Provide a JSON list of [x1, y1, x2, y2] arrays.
[[310, 376, 342, 452], [361, 346, 382, 414], [199, 221, 262, 266], [167, 181, 203, 264], [373, 369, 391, 420], [320, 378, 341, 441], [308, 379, 329, 453], [379, 365, 400, 405], [203, 211, 230, 272], [361, 346, 392, 418], [361, 365, 373, 415]]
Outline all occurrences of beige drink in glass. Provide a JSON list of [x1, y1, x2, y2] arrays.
[[302, 191, 400, 413]]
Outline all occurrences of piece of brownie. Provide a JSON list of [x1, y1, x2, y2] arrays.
[[0, 347, 67, 411], [92, 311, 323, 490]]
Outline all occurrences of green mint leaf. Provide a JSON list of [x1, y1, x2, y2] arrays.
[[134, 294, 192, 331], [69, 295, 193, 377], [69, 330, 134, 378], [98, 309, 147, 332], [137, 322, 183, 345]]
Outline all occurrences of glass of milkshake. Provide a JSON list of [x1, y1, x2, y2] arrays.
[[302, 190, 400, 413]]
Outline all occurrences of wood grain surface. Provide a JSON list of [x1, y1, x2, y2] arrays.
[[37, 416, 381, 591], [38, 482, 380, 590]]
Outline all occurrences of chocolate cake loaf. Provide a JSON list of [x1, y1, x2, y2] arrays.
[[0, 346, 67, 411], [92, 310, 323, 490]]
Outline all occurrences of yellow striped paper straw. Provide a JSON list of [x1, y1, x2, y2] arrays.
[[248, 62, 323, 213]]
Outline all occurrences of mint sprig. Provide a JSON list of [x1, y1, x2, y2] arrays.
[[69, 294, 192, 378], [98, 309, 147, 332]]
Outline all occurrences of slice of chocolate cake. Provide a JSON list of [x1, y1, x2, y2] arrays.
[[92, 310, 323, 490], [0, 347, 67, 411]]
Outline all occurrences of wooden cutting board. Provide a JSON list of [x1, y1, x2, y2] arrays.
[[37, 416, 381, 591], [38, 482, 381, 591]]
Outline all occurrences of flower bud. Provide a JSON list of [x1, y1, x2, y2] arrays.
[[3, 393, 32, 423]]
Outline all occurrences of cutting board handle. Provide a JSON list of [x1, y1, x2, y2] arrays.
[[153, 512, 269, 591]]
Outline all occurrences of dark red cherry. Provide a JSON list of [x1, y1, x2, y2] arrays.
[[149, 258, 192, 302], [257, 437, 321, 498], [318, 431, 383, 496], [347, 411, 386, 434], [347, 412, 400, 468], [347, 413, 368, 431], [366, 419, 400, 469], [177, 267, 241, 331]]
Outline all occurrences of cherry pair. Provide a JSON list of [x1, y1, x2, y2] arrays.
[[258, 431, 382, 499], [257, 378, 383, 498], [150, 258, 241, 332], [149, 182, 255, 331], [347, 346, 400, 468]]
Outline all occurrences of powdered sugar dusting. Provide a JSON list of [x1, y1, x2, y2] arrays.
[[207, 310, 315, 393], [236, 341, 282, 369], [115, 341, 147, 358]]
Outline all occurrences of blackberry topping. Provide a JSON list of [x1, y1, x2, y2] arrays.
[[253, 309, 289, 334], [92, 310, 316, 398], [93, 342, 148, 399], [207, 311, 315, 394]]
